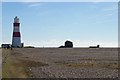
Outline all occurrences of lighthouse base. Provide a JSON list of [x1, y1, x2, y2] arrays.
[[12, 37, 21, 48]]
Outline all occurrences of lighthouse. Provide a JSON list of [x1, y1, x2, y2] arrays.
[[12, 16, 22, 48]]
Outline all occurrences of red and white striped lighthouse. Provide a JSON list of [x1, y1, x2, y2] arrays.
[[12, 16, 21, 48]]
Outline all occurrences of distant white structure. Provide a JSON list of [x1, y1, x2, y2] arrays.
[[12, 16, 22, 48]]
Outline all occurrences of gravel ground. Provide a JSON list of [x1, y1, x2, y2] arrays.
[[7, 48, 118, 78]]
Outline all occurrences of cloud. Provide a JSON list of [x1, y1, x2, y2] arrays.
[[28, 3, 42, 7], [22, 2, 44, 7], [102, 5, 118, 11], [24, 39, 64, 47], [73, 40, 118, 47], [21, 2, 52, 16], [91, 2, 118, 12], [102, 5, 118, 16], [24, 39, 118, 47], [106, 13, 114, 16]]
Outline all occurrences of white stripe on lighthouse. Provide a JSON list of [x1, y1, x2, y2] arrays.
[[13, 26, 20, 32]]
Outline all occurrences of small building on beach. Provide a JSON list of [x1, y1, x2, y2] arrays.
[[1, 44, 11, 48]]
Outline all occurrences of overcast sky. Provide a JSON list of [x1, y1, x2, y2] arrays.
[[2, 1, 118, 47]]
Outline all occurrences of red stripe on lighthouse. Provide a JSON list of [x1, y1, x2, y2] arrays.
[[13, 23, 20, 26], [13, 32, 20, 37]]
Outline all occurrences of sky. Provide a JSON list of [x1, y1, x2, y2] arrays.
[[2, 1, 118, 47], [1, 0, 120, 2]]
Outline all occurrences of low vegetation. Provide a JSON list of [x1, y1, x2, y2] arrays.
[[55, 61, 118, 69], [2, 49, 48, 78]]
